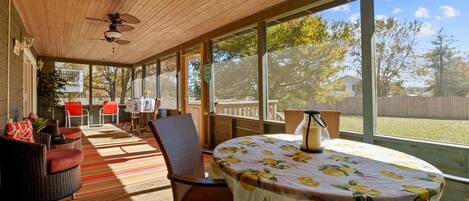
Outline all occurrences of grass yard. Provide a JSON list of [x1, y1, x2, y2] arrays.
[[340, 115, 469, 146]]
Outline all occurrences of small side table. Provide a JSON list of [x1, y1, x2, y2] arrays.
[[50, 138, 76, 150]]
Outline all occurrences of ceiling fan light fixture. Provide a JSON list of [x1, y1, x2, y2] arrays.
[[104, 30, 122, 38]]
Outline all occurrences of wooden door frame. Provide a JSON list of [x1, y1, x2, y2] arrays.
[[180, 47, 211, 145]]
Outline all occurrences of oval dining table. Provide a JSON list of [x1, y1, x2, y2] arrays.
[[209, 134, 445, 201]]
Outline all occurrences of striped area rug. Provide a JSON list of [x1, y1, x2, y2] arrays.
[[71, 124, 173, 201]]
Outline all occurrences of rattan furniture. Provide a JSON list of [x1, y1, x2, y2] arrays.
[[0, 132, 82, 200], [43, 119, 82, 151], [148, 114, 233, 201]]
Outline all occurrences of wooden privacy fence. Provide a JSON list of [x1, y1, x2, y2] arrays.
[[308, 96, 469, 120]]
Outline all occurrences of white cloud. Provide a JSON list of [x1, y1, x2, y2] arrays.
[[439, 5, 460, 18], [330, 5, 351, 13], [375, 15, 387, 21], [415, 7, 430, 18], [417, 23, 436, 38], [392, 8, 402, 14], [348, 13, 360, 22], [435, 16, 442, 20]]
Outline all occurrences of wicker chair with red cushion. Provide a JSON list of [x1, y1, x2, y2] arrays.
[[148, 115, 233, 201], [43, 119, 82, 150], [0, 125, 82, 200]]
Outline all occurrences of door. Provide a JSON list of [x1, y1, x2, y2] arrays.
[[184, 49, 204, 144]]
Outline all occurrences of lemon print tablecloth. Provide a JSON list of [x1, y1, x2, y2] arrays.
[[209, 134, 444, 201]]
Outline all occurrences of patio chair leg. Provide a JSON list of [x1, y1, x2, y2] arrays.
[[68, 116, 72, 128]]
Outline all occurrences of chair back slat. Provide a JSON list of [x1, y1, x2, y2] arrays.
[[103, 101, 118, 114], [65, 102, 83, 116], [148, 115, 205, 178]]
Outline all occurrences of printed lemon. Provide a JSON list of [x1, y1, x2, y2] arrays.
[[329, 155, 348, 161], [262, 150, 274, 155], [402, 184, 430, 200], [339, 166, 355, 174], [322, 167, 345, 176], [297, 176, 319, 187], [239, 173, 258, 191], [291, 152, 313, 162], [225, 156, 241, 164], [218, 147, 239, 154], [257, 170, 274, 179], [349, 184, 381, 196], [379, 170, 403, 180]]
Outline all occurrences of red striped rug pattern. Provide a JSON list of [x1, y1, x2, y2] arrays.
[[73, 125, 172, 200]]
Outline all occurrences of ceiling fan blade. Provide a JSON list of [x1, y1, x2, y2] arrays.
[[117, 24, 135, 32], [88, 38, 106, 41], [85, 17, 109, 23], [116, 40, 131, 45], [119, 13, 141, 24]]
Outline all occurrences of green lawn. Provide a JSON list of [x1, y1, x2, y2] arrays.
[[340, 115, 469, 146]]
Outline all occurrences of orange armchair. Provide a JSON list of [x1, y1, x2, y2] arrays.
[[64, 102, 90, 128], [100, 101, 119, 125]]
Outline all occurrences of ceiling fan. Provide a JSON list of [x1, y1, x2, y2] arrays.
[[86, 13, 141, 53]]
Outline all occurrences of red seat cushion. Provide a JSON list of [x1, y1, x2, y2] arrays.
[[47, 149, 83, 174], [59, 127, 82, 139], [5, 120, 35, 143]]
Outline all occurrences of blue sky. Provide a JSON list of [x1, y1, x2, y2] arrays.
[[318, 0, 468, 87], [320, 0, 469, 52]]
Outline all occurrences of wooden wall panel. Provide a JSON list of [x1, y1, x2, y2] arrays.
[[0, 0, 28, 126], [213, 115, 233, 146]]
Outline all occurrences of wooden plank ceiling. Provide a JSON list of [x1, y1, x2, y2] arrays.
[[13, 0, 286, 64]]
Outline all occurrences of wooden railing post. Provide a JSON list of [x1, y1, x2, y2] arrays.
[[257, 21, 267, 133]]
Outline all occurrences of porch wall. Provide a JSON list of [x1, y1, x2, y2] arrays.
[[0, 1, 29, 127]]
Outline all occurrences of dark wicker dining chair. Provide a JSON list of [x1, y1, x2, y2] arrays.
[[148, 114, 233, 201]]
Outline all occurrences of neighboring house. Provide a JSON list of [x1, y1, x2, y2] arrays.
[[339, 75, 362, 97], [59, 69, 84, 93]]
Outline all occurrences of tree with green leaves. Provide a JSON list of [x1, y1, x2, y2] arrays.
[[213, 15, 352, 111], [424, 29, 469, 96], [188, 59, 201, 100], [92, 66, 131, 103], [349, 17, 422, 97], [37, 69, 67, 119]]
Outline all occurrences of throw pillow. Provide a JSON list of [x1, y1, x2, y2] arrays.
[[5, 120, 35, 143]]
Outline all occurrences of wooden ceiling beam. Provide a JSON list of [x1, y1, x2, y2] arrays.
[[40, 56, 132, 68]]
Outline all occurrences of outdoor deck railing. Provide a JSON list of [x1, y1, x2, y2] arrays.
[[214, 100, 281, 121]]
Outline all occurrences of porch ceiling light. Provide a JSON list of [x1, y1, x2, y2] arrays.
[[104, 30, 122, 38]]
